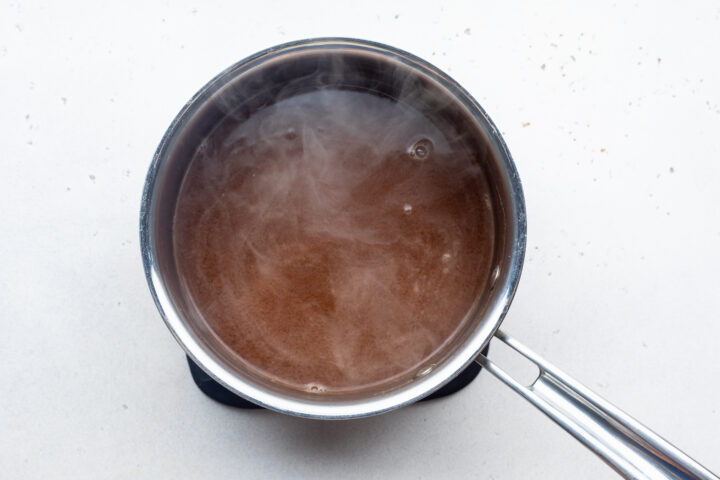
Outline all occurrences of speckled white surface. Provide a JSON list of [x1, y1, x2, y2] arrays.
[[1, 1, 719, 478]]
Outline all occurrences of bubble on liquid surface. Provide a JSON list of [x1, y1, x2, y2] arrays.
[[284, 127, 298, 140], [416, 364, 437, 377], [483, 193, 492, 210], [403, 203, 413, 214], [407, 137, 434, 160], [305, 383, 326, 393]]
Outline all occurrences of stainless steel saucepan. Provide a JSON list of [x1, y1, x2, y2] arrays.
[[140, 38, 718, 479]]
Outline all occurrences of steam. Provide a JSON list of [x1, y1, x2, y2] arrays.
[[174, 53, 495, 392]]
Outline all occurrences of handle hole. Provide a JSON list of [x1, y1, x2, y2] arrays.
[[490, 338, 541, 387]]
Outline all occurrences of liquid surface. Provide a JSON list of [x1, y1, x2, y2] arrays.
[[173, 89, 495, 393]]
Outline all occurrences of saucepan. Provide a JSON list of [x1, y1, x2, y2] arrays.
[[140, 38, 718, 479]]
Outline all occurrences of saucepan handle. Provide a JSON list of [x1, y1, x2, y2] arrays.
[[475, 331, 719, 480]]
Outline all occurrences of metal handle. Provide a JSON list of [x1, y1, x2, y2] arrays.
[[475, 331, 719, 480]]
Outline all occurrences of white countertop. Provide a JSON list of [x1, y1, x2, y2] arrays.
[[2, 1, 719, 478]]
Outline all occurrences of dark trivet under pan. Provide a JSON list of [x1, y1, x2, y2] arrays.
[[187, 344, 489, 409]]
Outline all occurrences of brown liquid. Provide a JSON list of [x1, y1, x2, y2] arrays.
[[173, 89, 495, 393]]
